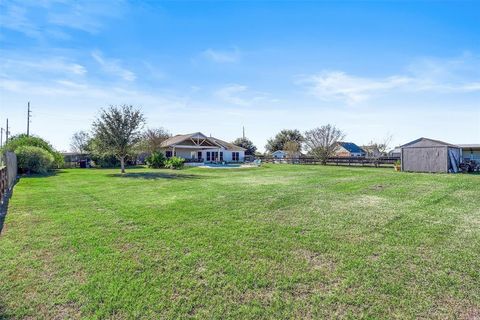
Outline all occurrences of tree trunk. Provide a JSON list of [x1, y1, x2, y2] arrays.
[[120, 157, 125, 174]]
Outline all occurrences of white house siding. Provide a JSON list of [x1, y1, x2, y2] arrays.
[[272, 151, 287, 159], [175, 149, 244, 162]]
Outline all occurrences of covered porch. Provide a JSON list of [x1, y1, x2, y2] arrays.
[[162, 132, 225, 163]]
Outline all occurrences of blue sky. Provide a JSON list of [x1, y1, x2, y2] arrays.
[[1, 0, 479, 152]]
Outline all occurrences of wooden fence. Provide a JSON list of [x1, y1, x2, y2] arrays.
[[258, 156, 400, 167], [0, 152, 17, 204]]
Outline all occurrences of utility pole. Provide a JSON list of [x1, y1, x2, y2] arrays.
[[27, 101, 32, 136], [242, 126, 245, 139], [5, 119, 9, 143], [0, 127, 4, 148]]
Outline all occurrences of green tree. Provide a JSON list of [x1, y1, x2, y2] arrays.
[[92, 105, 145, 173], [265, 129, 304, 153], [232, 137, 257, 155]]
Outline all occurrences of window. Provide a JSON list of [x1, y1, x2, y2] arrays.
[[220, 152, 224, 161], [232, 152, 239, 161], [206, 152, 211, 161], [166, 151, 172, 158]]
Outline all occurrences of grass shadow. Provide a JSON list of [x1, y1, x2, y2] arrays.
[[19, 169, 65, 179], [0, 182, 16, 236], [106, 172, 205, 180]]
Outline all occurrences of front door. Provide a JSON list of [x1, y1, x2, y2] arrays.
[[197, 151, 202, 161]]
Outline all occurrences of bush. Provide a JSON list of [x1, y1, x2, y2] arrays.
[[3, 134, 63, 168], [16, 146, 54, 174], [146, 152, 166, 168], [164, 156, 185, 170]]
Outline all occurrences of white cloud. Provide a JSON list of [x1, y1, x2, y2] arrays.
[[202, 48, 241, 63], [301, 72, 412, 104], [214, 84, 277, 106], [215, 84, 250, 105], [0, 57, 87, 76], [91, 50, 136, 81], [300, 54, 480, 104], [0, 0, 126, 39]]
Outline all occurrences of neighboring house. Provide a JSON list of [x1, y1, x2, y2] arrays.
[[271, 150, 303, 159], [388, 147, 401, 158], [62, 152, 91, 168], [362, 145, 382, 158], [400, 137, 461, 173], [160, 132, 246, 163], [458, 144, 480, 162], [334, 142, 366, 157]]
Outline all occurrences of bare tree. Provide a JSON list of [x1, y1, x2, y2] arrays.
[[284, 140, 301, 159], [140, 128, 171, 153], [70, 131, 90, 154], [92, 105, 145, 173], [366, 134, 393, 158], [304, 124, 345, 165]]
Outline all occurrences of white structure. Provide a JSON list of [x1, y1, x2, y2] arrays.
[[271, 150, 287, 159], [459, 144, 480, 162], [271, 150, 302, 159], [160, 132, 245, 163]]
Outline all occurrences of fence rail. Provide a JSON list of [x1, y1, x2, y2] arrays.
[[0, 152, 17, 204], [258, 156, 400, 167]]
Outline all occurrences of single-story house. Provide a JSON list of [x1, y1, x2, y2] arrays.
[[400, 137, 461, 173], [160, 132, 246, 163], [62, 152, 91, 168], [271, 150, 303, 159], [459, 144, 480, 162], [388, 147, 401, 158], [334, 142, 366, 157], [362, 145, 382, 158]]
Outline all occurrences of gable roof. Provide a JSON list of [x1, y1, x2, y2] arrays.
[[400, 137, 459, 148], [207, 137, 246, 151], [160, 132, 246, 151], [337, 142, 365, 154]]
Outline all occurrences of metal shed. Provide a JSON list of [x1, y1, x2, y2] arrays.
[[400, 138, 461, 173]]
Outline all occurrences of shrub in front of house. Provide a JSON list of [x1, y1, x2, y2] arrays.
[[164, 156, 185, 169], [16, 145, 55, 174], [146, 152, 166, 168]]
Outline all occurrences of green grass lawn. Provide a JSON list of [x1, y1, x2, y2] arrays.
[[0, 165, 479, 319]]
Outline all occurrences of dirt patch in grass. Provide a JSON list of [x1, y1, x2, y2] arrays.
[[426, 296, 480, 320], [295, 248, 337, 272]]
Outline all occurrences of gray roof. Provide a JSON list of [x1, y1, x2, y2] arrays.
[[458, 144, 480, 149], [400, 137, 459, 148]]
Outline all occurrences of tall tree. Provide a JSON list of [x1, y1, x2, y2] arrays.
[[70, 131, 90, 154], [92, 105, 145, 173], [140, 127, 171, 153], [232, 137, 257, 155], [265, 129, 304, 153], [304, 124, 345, 165]]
